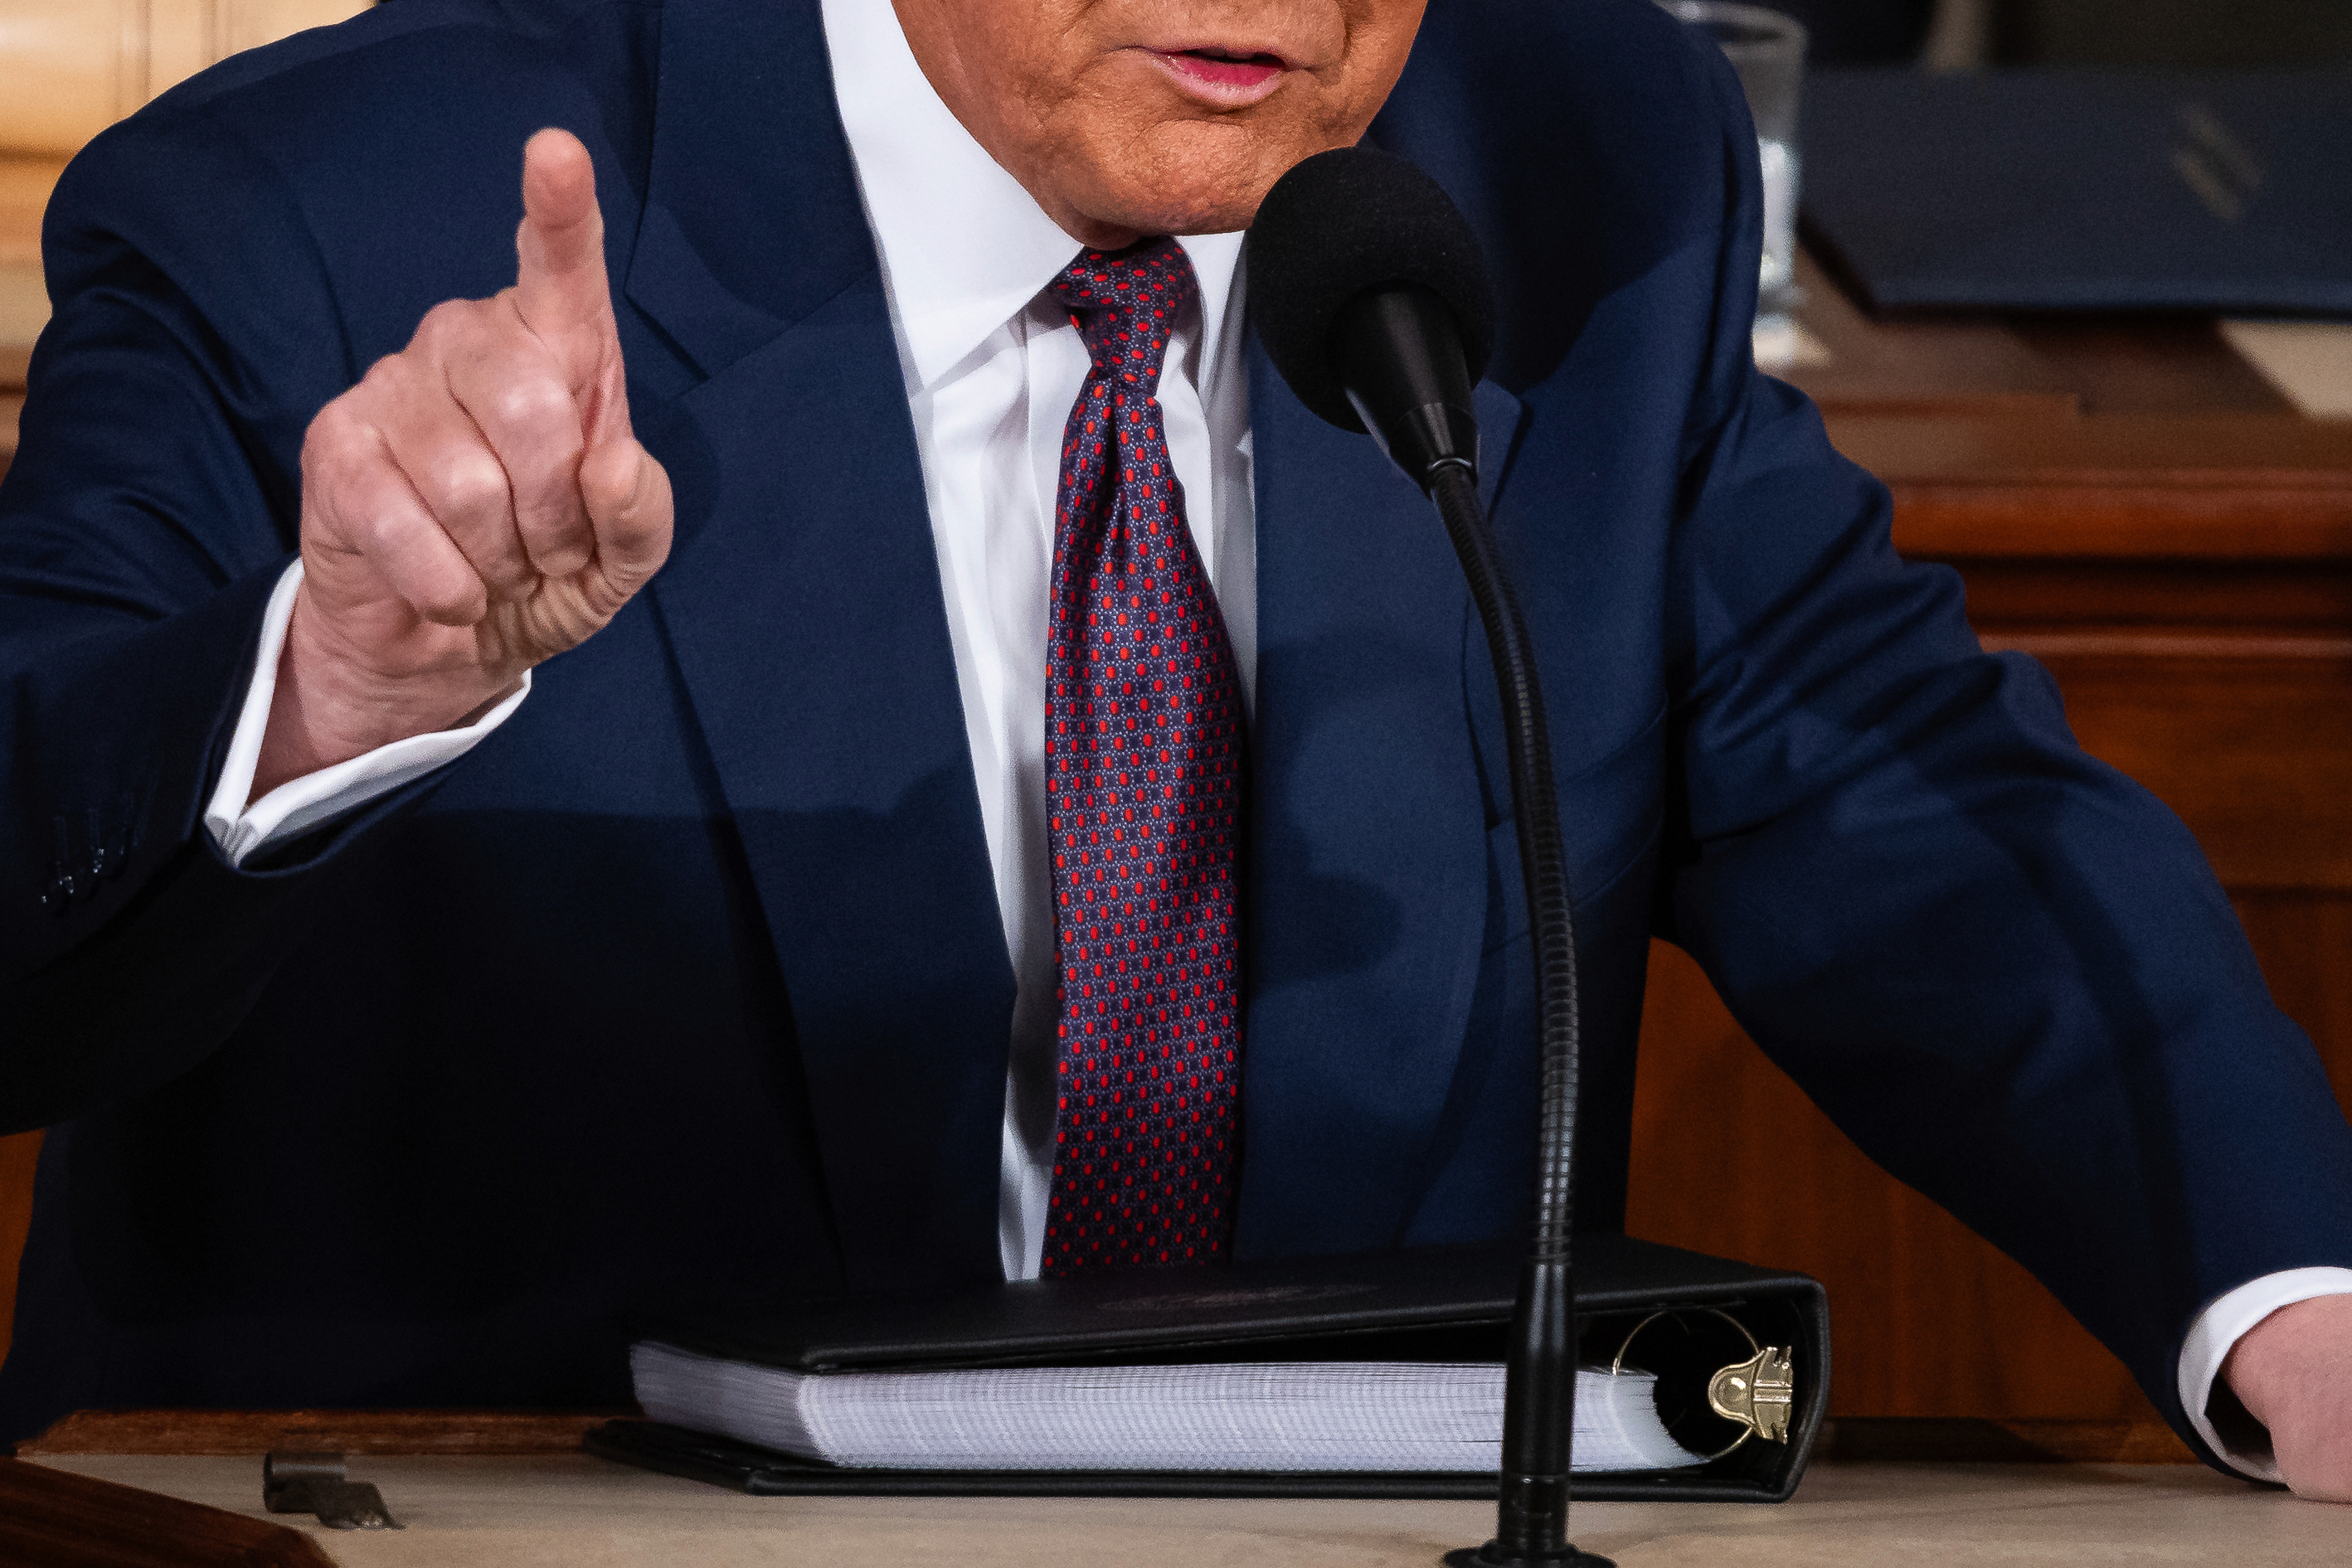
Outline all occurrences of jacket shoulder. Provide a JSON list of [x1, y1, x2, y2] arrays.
[[1378, 0, 1757, 396], [148, 0, 658, 112], [45, 0, 668, 373]]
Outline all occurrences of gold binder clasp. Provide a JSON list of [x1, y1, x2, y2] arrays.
[[1611, 1308, 1799, 1461], [1706, 1344, 1795, 1444]]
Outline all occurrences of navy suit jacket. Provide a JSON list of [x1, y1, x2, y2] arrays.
[[5, 0, 2350, 1460]]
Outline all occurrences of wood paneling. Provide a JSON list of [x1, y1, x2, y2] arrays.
[[17, 1407, 624, 1457], [2010, 648, 2352, 890], [0, 2, 378, 157], [2235, 894, 2352, 1110], [0, 1133, 38, 1375], [1815, 1417, 2193, 1463], [2, 156, 46, 484], [0, 157, 58, 266]]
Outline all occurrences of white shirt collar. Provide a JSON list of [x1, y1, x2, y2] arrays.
[[821, 0, 1245, 393]]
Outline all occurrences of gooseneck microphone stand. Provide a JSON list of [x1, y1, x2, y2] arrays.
[[1246, 147, 1615, 1567], [1327, 284, 1607, 1566], [1424, 456, 1599, 1568]]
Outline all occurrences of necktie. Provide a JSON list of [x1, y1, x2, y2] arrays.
[[1040, 240, 1246, 1275]]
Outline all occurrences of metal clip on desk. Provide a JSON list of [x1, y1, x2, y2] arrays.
[[263, 1450, 403, 1531]]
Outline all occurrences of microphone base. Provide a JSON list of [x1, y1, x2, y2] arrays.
[[1442, 1543, 1618, 1568]]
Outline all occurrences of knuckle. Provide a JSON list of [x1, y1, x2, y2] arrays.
[[303, 411, 381, 498], [433, 451, 511, 520], [414, 297, 477, 348], [359, 349, 415, 398], [301, 401, 355, 467], [488, 375, 577, 439], [353, 495, 415, 558]]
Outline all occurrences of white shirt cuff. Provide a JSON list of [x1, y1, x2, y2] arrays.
[[202, 559, 530, 867], [2178, 1266, 2352, 1482]]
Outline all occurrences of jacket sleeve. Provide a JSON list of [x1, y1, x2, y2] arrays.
[[0, 105, 437, 1134], [1651, 51, 2352, 1459]]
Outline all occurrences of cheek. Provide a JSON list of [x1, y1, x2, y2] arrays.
[[1337, 0, 1428, 100], [957, 2, 1100, 149]]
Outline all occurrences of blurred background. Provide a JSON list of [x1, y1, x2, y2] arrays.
[[1791, 0, 2352, 67], [0, 1, 377, 154]]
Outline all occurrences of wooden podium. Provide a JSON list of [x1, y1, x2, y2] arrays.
[[3, 1410, 2340, 1567]]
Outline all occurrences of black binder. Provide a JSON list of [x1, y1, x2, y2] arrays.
[[1800, 67, 2352, 315], [586, 1234, 1830, 1502]]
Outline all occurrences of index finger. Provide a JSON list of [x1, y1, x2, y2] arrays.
[[513, 128, 610, 341]]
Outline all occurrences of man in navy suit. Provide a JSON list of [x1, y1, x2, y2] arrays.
[[3, 0, 2350, 1495]]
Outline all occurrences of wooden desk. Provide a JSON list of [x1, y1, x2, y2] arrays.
[[14, 1450, 2343, 1566]]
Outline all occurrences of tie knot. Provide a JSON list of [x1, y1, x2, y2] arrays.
[[1048, 237, 1198, 380]]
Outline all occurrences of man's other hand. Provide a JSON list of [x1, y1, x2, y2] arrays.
[[256, 128, 673, 796], [2224, 1293, 2352, 1501]]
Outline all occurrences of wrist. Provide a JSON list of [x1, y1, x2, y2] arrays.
[[254, 589, 521, 796], [2227, 1298, 2316, 1431], [2221, 1294, 2352, 1502]]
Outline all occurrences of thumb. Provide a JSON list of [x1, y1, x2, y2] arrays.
[[581, 436, 674, 600], [513, 128, 612, 343]]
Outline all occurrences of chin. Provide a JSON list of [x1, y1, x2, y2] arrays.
[[1075, 118, 1322, 238]]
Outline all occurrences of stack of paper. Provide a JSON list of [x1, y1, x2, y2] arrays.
[[631, 1342, 1707, 1473]]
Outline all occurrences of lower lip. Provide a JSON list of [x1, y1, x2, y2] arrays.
[[1146, 50, 1289, 108]]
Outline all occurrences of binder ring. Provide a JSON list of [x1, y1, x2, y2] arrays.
[[1611, 1308, 1792, 1462]]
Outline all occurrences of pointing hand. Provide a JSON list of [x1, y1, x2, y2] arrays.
[[258, 128, 673, 795]]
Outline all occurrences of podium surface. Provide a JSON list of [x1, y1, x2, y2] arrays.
[[17, 1450, 2343, 1567]]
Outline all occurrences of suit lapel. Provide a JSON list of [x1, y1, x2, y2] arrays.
[[627, 0, 1010, 1291], [1236, 337, 1530, 1259]]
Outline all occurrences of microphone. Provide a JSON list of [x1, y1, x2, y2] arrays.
[[1246, 149, 1612, 1568], [1246, 147, 1495, 490]]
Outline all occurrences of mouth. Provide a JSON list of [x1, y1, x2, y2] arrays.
[[1144, 45, 1292, 108]]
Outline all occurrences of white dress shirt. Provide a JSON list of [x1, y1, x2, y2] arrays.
[[197, 0, 2334, 1479], [820, 0, 1255, 1288]]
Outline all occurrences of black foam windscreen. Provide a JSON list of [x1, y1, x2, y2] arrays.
[[1243, 147, 1496, 433]]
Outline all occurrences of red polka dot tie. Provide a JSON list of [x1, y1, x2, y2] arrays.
[[1040, 239, 1246, 1275]]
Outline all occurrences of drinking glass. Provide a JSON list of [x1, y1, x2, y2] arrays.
[[1657, 2, 1810, 321]]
